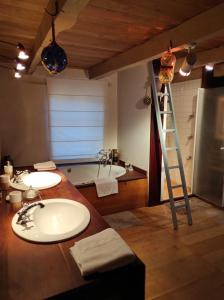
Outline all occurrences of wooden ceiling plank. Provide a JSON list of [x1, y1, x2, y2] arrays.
[[28, 0, 91, 73], [80, 5, 179, 31], [88, 3, 224, 78], [91, 0, 223, 24], [58, 32, 131, 52], [65, 48, 116, 59]]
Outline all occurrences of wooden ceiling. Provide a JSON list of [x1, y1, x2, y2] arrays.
[[0, 0, 223, 77], [0, 0, 48, 63], [57, 0, 224, 68]]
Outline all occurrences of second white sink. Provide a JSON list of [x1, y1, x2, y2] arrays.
[[10, 171, 61, 190]]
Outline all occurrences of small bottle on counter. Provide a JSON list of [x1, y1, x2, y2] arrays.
[[112, 149, 119, 165], [4, 160, 13, 179], [2, 155, 14, 168], [125, 163, 129, 171], [128, 164, 134, 172]]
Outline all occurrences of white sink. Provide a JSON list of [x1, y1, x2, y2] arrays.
[[10, 172, 61, 190], [11, 199, 90, 243]]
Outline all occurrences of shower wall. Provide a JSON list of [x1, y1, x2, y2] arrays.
[[164, 79, 201, 196], [193, 87, 224, 207]]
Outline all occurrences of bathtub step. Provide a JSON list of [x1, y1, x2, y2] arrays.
[[149, 61, 192, 230]]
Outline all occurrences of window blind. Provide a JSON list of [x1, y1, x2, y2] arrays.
[[47, 79, 107, 162]]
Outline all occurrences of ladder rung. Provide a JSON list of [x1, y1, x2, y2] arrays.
[[168, 165, 179, 170], [166, 147, 177, 151], [160, 111, 173, 114], [171, 184, 183, 189], [175, 204, 186, 209], [163, 129, 175, 133]]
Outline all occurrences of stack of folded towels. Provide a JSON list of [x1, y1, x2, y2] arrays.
[[33, 161, 56, 171], [70, 228, 135, 276]]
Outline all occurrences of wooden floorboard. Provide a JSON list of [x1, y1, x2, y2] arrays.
[[117, 197, 224, 300]]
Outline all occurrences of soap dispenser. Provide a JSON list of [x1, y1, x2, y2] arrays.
[[2, 155, 14, 167]]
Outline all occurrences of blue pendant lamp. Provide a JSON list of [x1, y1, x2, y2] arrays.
[[41, 1, 68, 74]]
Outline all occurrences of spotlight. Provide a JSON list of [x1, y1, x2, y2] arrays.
[[17, 43, 29, 60], [16, 59, 26, 71], [14, 70, 22, 79], [179, 52, 197, 76], [205, 63, 214, 71]]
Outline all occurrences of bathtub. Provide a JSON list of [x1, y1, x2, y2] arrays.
[[59, 164, 126, 186]]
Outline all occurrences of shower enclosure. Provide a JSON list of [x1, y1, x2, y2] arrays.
[[193, 87, 224, 207]]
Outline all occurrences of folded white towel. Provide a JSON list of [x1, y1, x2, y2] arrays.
[[94, 177, 118, 197], [70, 228, 135, 276], [33, 161, 56, 171]]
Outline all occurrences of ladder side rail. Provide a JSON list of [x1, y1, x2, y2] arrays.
[[167, 83, 192, 225], [160, 93, 169, 200]]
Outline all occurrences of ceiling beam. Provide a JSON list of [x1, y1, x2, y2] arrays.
[[88, 3, 224, 79], [175, 46, 224, 72], [28, 0, 90, 73]]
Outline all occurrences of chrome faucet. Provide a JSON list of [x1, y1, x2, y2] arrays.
[[97, 149, 113, 177], [97, 149, 112, 166], [17, 202, 45, 225], [12, 170, 30, 183]]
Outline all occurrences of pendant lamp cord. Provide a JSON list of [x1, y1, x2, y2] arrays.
[[52, 18, 56, 42], [44, 0, 59, 42]]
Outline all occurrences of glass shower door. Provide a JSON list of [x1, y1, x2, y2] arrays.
[[193, 88, 224, 207]]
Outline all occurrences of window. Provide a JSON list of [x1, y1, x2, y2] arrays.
[[47, 78, 107, 162]]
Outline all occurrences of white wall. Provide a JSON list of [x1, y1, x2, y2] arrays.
[[104, 73, 118, 149], [117, 64, 151, 173], [0, 68, 49, 167], [168, 79, 201, 189]]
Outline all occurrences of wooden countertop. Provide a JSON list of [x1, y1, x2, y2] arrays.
[[0, 170, 113, 299]]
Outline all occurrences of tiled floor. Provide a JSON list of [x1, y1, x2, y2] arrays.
[[117, 198, 224, 300]]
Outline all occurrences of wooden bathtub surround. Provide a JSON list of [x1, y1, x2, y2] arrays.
[[0, 170, 145, 300], [78, 169, 148, 215]]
